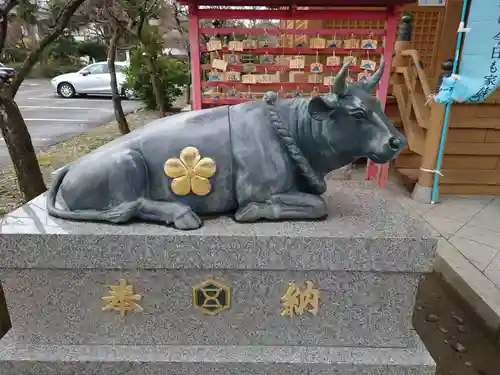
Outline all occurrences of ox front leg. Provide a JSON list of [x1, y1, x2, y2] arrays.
[[234, 193, 327, 223], [138, 199, 202, 230]]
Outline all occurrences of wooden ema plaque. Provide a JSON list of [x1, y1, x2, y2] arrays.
[[242, 39, 257, 49], [242, 74, 258, 84], [360, 60, 377, 71], [224, 54, 241, 65], [310, 63, 324, 73], [326, 39, 341, 48], [199, 26, 385, 104], [343, 38, 360, 49], [206, 38, 222, 51], [323, 76, 335, 86], [344, 56, 358, 65], [361, 39, 378, 49], [212, 59, 228, 71], [289, 56, 305, 69], [242, 63, 257, 73], [309, 37, 326, 49], [228, 41, 244, 52], [290, 71, 308, 83], [308, 74, 323, 84], [256, 73, 277, 83], [226, 71, 241, 81], [326, 56, 341, 66]]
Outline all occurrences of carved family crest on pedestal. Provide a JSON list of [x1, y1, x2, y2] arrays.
[[46, 60, 406, 230]]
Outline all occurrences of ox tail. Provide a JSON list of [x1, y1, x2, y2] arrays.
[[46, 165, 142, 223]]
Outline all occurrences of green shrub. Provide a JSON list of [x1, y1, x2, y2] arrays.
[[125, 49, 188, 111], [2, 45, 29, 63], [46, 33, 79, 65], [10, 63, 80, 78], [39, 64, 80, 77], [77, 41, 107, 62]]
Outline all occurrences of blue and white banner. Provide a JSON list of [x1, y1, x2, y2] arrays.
[[435, 0, 500, 104]]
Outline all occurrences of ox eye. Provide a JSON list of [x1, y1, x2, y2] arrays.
[[351, 110, 368, 120]]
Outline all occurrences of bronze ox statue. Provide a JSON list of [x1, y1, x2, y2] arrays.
[[46, 61, 406, 230]]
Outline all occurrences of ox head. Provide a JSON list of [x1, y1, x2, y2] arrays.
[[307, 60, 407, 165]]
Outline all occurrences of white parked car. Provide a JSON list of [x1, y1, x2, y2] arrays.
[[50, 61, 135, 99]]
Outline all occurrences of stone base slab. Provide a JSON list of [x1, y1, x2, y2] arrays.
[[0, 332, 435, 375], [3, 269, 419, 347]]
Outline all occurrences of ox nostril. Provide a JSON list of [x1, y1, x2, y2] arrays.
[[388, 137, 401, 151]]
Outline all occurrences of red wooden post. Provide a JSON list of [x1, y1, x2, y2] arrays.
[[188, 4, 202, 110], [365, 6, 398, 188]]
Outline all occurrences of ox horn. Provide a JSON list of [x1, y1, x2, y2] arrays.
[[362, 57, 385, 92], [333, 61, 351, 95]]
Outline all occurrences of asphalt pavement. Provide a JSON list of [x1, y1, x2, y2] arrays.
[[0, 79, 141, 167]]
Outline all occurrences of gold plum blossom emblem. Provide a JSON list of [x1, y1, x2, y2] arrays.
[[164, 146, 216, 196]]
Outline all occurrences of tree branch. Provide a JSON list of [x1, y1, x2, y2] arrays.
[[104, 3, 134, 37], [136, 9, 146, 40], [10, 0, 87, 96]]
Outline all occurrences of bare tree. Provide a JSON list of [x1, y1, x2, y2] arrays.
[[137, 0, 167, 116], [104, 3, 132, 134], [109, 0, 167, 116], [0, 0, 88, 201], [163, 2, 255, 105], [164, 0, 190, 103]]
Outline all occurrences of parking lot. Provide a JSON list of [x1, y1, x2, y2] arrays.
[[0, 79, 141, 166]]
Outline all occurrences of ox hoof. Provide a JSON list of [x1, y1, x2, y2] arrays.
[[234, 202, 264, 223], [173, 210, 202, 230]]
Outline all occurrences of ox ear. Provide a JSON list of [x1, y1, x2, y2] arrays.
[[308, 95, 337, 121], [359, 57, 385, 92]]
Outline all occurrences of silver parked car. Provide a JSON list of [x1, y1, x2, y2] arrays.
[[50, 61, 135, 99]]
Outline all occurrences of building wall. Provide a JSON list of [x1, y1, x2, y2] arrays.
[[436, 94, 500, 195], [393, 90, 500, 195], [394, 0, 500, 196]]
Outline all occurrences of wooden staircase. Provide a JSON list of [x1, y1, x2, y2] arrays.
[[388, 46, 447, 191]]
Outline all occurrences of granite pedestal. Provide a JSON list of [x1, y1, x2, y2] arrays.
[[0, 181, 437, 374], [0, 283, 10, 342]]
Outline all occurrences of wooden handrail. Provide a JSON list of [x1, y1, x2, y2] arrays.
[[391, 48, 433, 156], [401, 49, 433, 99], [392, 47, 448, 196]]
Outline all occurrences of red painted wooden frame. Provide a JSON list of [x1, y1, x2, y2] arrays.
[[199, 28, 386, 36], [186, 4, 400, 188], [201, 64, 364, 73], [179, 0, 413, 5], [200, 47, 384, 54], [195, 8, 388, 20]]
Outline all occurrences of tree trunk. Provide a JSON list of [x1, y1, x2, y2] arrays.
[[0, 95, 46, 201], [108, 29, 130, 135], [0, 0, 87, 203], [186, 50, 191, 105], [146, 56, 166, 116]]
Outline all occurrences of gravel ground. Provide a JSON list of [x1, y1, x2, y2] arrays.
[[414, 274, 500, 375]]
